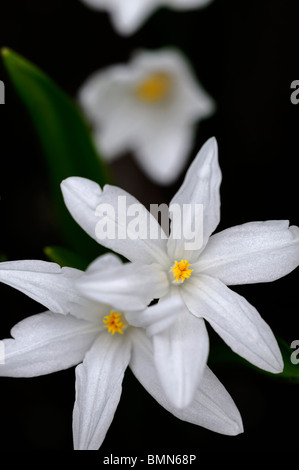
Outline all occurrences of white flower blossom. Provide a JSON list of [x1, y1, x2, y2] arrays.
[[79, 49, 214, 184], [61, 137, 299, 409], [0, 256, 243, 450], [80, 0, 214, 36]]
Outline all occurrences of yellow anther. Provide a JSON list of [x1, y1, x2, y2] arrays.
[[135, 72, 172, 103], [103, 311, 126, 335], [171, 260, 193, 283]]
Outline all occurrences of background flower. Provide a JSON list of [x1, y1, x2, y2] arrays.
[[79, 48, 214, 185]]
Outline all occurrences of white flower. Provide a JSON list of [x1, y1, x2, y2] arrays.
[[80, 0, 214, 36], [79, 49, 214, 185], [62, 137, 299, 408], [0, 257, 243, 450]]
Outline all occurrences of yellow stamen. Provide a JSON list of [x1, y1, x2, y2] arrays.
[[135, 72, 172, 103], [171, 260, 193, 283], [103, 311, 126, 335]]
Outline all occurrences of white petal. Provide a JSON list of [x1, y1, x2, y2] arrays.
[[130, 329, 243, 436], [81, 0, 157, 35], [78, 65, 132, 128], [134, 125, 195, 185], [77, 261, 169, 311], [0, 312, 100, 377], [152, 310, 209, 408], [125, 293, 183, 336], [167, 137, 221, 262], [109, 0, 156, 36], [0, 260, 84, 315], [79, 66, 140, 159], [196, 220, 299, 285], [80, 0, 214, 36], [182, 274, 283, 373], [86, 252, 123, 274], [73, 332, 131, 450], [61, 177, 168, 265]]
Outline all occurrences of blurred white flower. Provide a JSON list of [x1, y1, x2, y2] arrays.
[[79, 49, 215, 185], [80, 0, 214, 35], [62, 137, 299, 408], [0, 256, 243, 450]]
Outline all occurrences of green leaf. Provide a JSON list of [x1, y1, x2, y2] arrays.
[[209, 335, 299, 383], [2, 48, 110, 261], [44, 246, 90, 271]]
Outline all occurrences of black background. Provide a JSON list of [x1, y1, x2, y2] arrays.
[[0, 0, 299, 453]]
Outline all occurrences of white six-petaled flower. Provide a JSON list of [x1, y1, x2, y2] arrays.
[[80, 0, 214, 36], [61, 137, 299, 409], [79, 49, 215, 185], [0, 256, 243, 450]]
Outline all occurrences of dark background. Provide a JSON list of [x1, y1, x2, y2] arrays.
[[0, 0, 298, 452]]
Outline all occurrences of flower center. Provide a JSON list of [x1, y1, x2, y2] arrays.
[[171, 260, 193, 284], [103, 311, 127, 335], [135, 72, 172, 103]]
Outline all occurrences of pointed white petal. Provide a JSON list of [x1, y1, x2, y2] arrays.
[[73, 333, 131, 450], [77, 261, 169, 311], [130, 329, 243, 436], [0, 260, 84, 315], [152, 311, 209, 408], [109, 0, 156, 36], [0, 259, 101, 323], [167, 137, 221, 262], [182, 274, 283, 373], [125, 293, 183, 336], [196, 220, 299, 285], [80, 0, 156, 35], [80, 0, 214, 36], [134, 125, 195, 185], [0, 312, 100, 377], [61, 176, 105, 244], [61, 177, 168, 265]]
